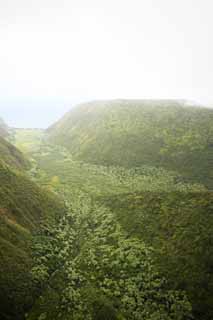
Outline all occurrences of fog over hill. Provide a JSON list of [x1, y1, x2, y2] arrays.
[[1, 0, 213, 319], [0, 98, 212, 129], [0, 117, 9, 137]]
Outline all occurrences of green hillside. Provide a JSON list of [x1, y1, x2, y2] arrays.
[[14, 128, 44, 154], [31, 143, 204, 198], [21, 142, 207, 320], [0, 139, 65, 320], [0, 136, 30, 170], [7, 104, 213, 320], [0, 118, 28, 169], [26, 194, 192, 320], [101, 191, 213, 320], [32, 145, 212, 319], [47, 100, 213, 188]]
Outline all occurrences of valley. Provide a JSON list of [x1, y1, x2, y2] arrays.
[[0, 100, 213, 320]]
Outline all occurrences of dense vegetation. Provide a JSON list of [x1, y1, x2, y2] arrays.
[[101, 191, 213, 320], [0, 135, 65, 320], [47, 100, 213, 188], [27, 195, 192, 320], [1, 99, 213, 320], [17, 132, 210, 320], [30, 143, 204, 199]]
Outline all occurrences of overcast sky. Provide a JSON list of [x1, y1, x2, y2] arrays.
[[0, 0, 213, 127]]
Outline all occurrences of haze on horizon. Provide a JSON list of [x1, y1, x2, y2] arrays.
[[0, 0, 213, 127]]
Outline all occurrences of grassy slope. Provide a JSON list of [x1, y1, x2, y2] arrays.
[[0, 136, 30, 170], [0, 138, 65, 320], [47, 100, 213, 188]]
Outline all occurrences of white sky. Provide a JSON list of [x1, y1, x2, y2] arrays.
[[0, 0, 213, 126]]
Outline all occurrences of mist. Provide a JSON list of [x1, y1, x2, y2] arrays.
[[0, 98, 76, 128], [0, 0, 213, 128], [1, 2, 213, 319]]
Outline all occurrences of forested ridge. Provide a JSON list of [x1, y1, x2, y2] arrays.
[[47, 100, 213, 188], [0, 100, 213, 320]]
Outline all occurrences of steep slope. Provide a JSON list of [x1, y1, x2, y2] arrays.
[[0, 117, 28, 170], [0, 139, 65, 320], [47, 100, 213, 188], [0, 136, 29, 170]]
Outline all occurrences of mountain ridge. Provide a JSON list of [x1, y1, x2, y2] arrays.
[[47, 99, 213, 188]]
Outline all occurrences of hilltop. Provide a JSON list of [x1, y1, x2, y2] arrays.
[[47, 100, 213, 188]]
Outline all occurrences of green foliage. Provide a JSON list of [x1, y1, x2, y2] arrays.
[[101, 191, 213, 320], [47, 100, 213, 188], [31, 143, 205, 199], [0, 146, 65, 320], [13, 128, 44, 154], [0, 136, 29, 170], [28, 195, 192, 320], [5, 103, 213, 320], [11, 133, 208, 319]]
